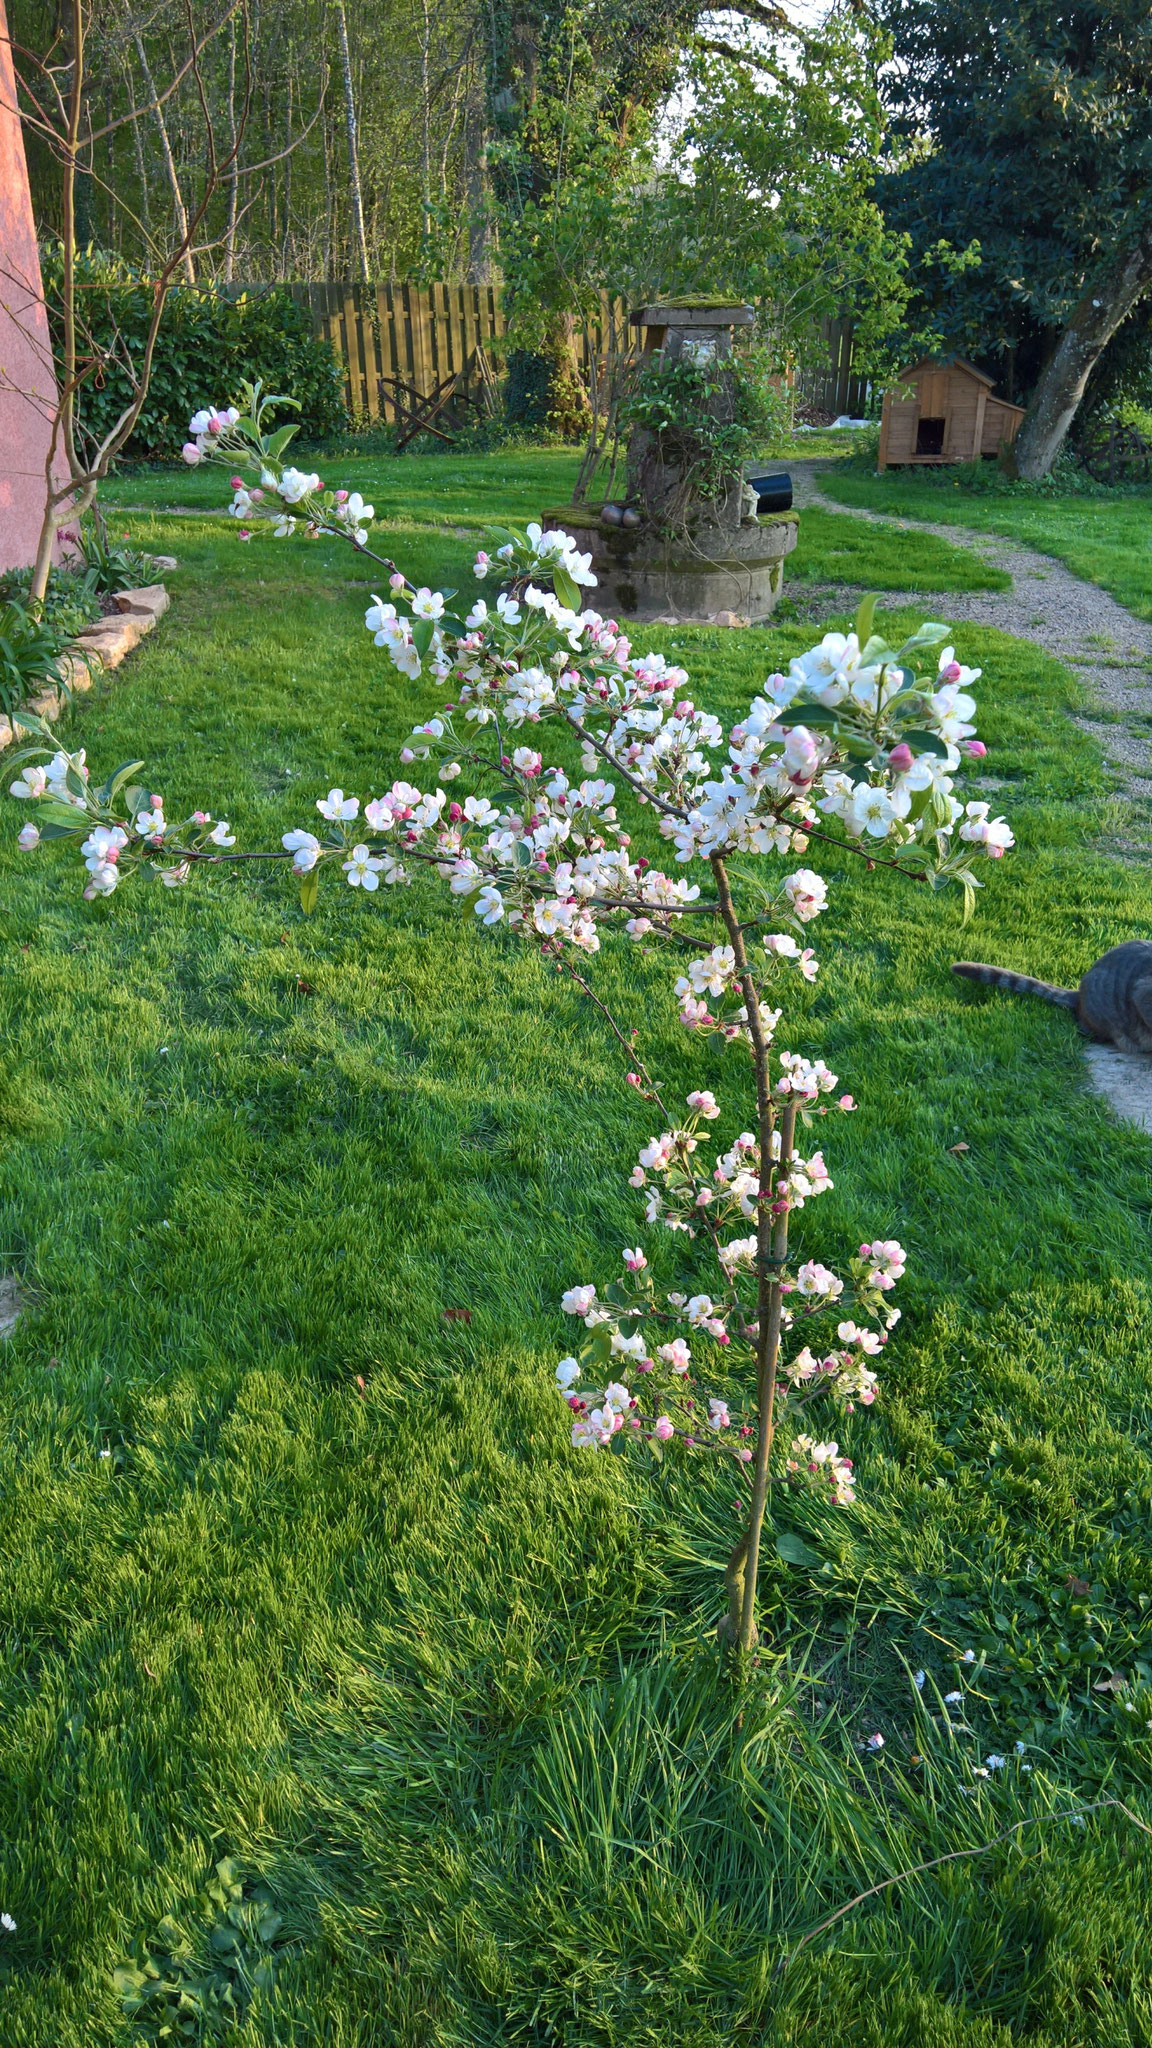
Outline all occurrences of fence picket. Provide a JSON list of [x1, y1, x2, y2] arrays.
[[286, 284, 863, 426]]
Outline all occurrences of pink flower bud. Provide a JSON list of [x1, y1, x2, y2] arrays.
[[16, 823, 39, 850], [230, 475, 243, 489], [739, 1447, 752, 1462], [448, 802, 463, 823], [181, 442, 202, 464], [654, 1417, 674, 1441], [888, 743, 913, 771], [335, 489, 349, 504], [389, 572, 405, 591], [941, 660, 962, 683], [626, 1072, 642, 1088], [192, 810, 210, 824], [399, 748, 415, 763], [964, 739, 987, 758], [251, 488, 264, 501]]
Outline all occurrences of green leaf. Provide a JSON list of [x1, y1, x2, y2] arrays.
[[854, 593, 877, 649], [647, 1436, 664, 1463], [264, 424, 299, 459], [410, 618, 434, 659], [775, 1527, 822, 1569], [112, 1965, 149, 1995], [859, 634, 892, 665], [299, 869, 319, 915], [34, 800, 89, 829], [10, 709, 53, 736], [782, 701, 841, 729], [897, 621, 950, 653], [552, 563, 580, 612], [98, 760, 146, 806], [589, 1324, 613, 1366], [899, 728, 950, 759]]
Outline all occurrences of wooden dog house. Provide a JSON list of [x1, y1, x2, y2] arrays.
[[878, 358, 1025, 471]]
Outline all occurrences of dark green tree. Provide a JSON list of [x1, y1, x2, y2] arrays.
[[880, 0, 1152, 476]]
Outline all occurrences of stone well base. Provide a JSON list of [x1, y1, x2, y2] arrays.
[[542, 510, 799, 623]]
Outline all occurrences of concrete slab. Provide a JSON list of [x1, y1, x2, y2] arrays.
[[1083, 1045, 1152, 1136]]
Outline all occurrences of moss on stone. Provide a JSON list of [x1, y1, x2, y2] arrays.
[[633, 297, 752, 314], [540, 504, 612, 530]]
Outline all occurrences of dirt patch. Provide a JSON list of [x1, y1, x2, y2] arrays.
[[0, 1275, 25, 1338]]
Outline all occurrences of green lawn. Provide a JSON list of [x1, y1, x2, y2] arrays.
[[104, 451, 1006, 594], [819, 464, 1152, 618], [2, 485, 1152, 2043]]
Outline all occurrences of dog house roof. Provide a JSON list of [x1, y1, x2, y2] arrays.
[[898, 356, 997, 389]]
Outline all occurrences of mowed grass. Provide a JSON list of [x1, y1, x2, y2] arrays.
[[1, 493, 1152, 2042], [819, 463, 1152, 618], [104, 449, 1006, 594], [789, 506, 1009, 591]]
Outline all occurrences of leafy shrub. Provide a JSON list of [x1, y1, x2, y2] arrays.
[[0, 601, 67, 718], [42, 246, 348, 460], [74, 516, 154, 593], [0, 563, 102, 644]]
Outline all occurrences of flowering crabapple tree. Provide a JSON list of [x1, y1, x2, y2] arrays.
[[5, 390, 1015, 1656]]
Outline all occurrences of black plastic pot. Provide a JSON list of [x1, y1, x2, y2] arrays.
[[746, 470, 793, 515]]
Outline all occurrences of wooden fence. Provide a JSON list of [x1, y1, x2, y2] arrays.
[[288, 282, 508, 422], [285, 282, 864, 423], [795, 318, 871, 418]]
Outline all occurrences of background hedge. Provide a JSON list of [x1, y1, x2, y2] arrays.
[[44, 257, 349, 461]]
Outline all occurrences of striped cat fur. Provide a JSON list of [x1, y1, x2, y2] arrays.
[[953, 940, 1152, 1053]]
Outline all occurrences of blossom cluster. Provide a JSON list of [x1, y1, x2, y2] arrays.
[[551, 1131, 904, 1501], [6, 381, 1018, 1564]]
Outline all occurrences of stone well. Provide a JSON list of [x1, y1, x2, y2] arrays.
[[543, 301, 798, 624]]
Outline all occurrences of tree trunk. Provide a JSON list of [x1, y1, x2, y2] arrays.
[[1014, 240, 1152, 479], [224, 16, 238, 283], [134, 34, 194, 283], [335, 0, 369, 282]]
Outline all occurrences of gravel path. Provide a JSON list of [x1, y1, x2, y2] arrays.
[[790, 459, 1152, 1133], [791, 458, 1152, 802]]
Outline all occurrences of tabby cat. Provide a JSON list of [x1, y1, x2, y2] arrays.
[[953, 941, 1152, 1053]]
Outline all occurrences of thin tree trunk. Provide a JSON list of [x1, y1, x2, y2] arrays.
[[281, 67, 294, 276], [1014, 239, 1152, 479], [128, 58, 151, 239], [224, 16, 238, 282], [420, 0, 432, 237], [711, 852, 795, 1656], [464, 71, 490, 280], [335, 0, 369, 281], [134, 33, 194, 282]]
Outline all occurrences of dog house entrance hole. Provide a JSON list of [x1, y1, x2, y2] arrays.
[[915, 416, 946, 456]]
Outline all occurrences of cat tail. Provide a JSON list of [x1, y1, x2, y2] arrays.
[[952, 962, 1078, 1009]]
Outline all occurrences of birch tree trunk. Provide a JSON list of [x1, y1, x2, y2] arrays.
[[1014, 239, 1152, 479], [335, 0, 369, 282], [133, 33, 194, 284], [224, 16, 238, 282]]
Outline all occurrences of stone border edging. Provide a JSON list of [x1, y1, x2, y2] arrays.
[[0, 554, 177, 753]]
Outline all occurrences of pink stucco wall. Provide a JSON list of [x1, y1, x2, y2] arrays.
[[0, 0, 62, 572]]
